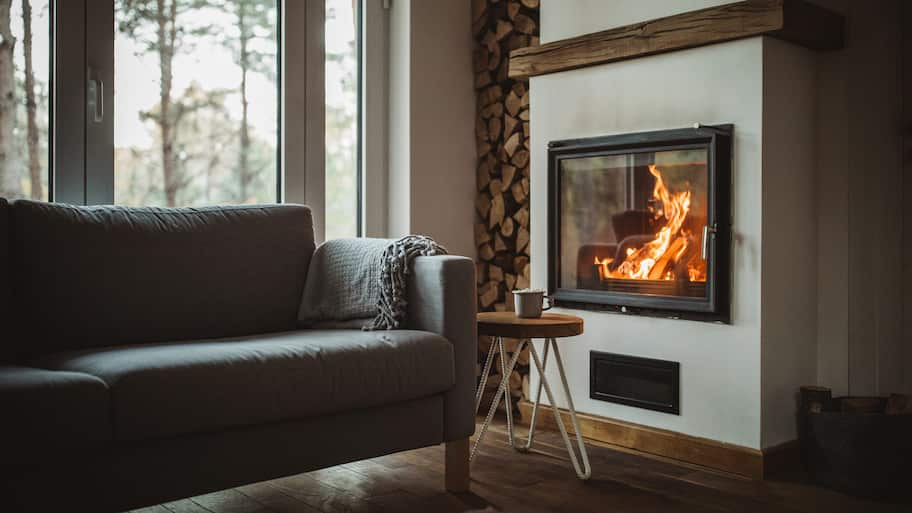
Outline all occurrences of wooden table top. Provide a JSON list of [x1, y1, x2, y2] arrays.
[[477, 312, 584, 339]]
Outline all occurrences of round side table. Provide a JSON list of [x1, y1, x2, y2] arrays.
[[473, 312, 591, 480]]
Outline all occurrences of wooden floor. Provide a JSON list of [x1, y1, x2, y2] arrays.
[[129, 420, 908, 513]]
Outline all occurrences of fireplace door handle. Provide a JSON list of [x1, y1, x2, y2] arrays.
[[701, 224, 717, 261]]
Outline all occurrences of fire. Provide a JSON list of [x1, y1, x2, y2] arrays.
[[595, 164, 706, 282]]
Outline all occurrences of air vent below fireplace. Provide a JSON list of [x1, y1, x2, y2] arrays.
[[590, 351, 680, 415]]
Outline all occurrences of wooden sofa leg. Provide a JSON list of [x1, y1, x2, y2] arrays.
[[445, 438, 470, 492]]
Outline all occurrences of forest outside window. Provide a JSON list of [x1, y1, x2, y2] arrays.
[[114, 0, 280, 207], [0, 0, 367, 239], [324, 0, 360, 239], [0, 0, 50, 202]]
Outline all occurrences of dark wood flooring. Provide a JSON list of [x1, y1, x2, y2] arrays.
[[129, 420, 908, 513]]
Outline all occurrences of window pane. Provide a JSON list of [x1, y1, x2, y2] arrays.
[[114, 0, 278, 207], [0, 0, 50, 201], [325, 0, 360, 239]]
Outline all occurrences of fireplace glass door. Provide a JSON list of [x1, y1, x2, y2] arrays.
[[548, 127, 730, 321]]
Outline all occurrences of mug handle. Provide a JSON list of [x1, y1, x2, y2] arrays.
[[542, 295, 553, 311]]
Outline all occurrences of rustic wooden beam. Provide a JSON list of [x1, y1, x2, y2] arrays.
[[508, 0, 844, 80]]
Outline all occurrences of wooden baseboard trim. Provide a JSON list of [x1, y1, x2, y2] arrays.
[[516, 401, 796, 479]]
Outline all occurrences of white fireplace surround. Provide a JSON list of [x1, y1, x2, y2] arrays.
[[529, 1, 820, 450]]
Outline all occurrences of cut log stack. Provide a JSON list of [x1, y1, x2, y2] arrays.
[[473, 0, 539, 408]]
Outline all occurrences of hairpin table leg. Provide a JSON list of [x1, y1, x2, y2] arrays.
[[471, 337, 524, 463], [521, 338, 592, 480], [511, 338, 548, 453]]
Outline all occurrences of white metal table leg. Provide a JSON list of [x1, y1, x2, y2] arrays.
[[471, 338, 524, 463], [510, 338, 549, 453], [498, 337, 515, 446], [474, 336, 498, 415], [527, 338, 592, 480]]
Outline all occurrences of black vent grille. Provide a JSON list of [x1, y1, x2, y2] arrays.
[[590, 351, 680, 415]]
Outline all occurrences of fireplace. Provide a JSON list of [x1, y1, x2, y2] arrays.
[[547, 126, 731, 322]]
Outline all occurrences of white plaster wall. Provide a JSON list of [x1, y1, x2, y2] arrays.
[[530, 37, 765, 448], [387, 0, 411, 238], [386, 0, 476, 258], [408, 0, 476, 258], [811, 0, 908, 396], [813, 3, 850, 395], [760, 38, 819, 448], [540, 0, 732, 44]]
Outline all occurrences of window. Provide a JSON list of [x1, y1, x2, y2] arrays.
[[114, 0, 279, 207], [0, 0, 373, 240], [324, 0, 361, 239], [0, 0, 50, 201]]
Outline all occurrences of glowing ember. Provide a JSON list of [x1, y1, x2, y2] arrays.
[[594, 165, 706, 282]]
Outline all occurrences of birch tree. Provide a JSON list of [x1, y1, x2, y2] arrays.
[[21, 0, 40, 199], [0, 0, 16, 197], [216, 0, 274, 202], [117, 0, 210, 206]]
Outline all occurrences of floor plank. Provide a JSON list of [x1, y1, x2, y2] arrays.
[[235, 482, 322, 513], [127, 418, 906, 513], [189, 489, 275, 513], [161, 499, 215, 513]]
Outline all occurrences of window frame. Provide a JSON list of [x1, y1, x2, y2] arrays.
[[360, 0, 388, 238], [48, 0, 379, 242]]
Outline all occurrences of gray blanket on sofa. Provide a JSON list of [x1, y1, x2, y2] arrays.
[[297, 235, 447, 329]]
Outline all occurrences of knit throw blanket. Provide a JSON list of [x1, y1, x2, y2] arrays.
[[297, 235, 447, 330]]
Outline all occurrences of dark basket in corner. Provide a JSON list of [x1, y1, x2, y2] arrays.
[[804, 397, 912, 499]]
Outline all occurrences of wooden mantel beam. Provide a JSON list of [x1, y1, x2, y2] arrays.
[[508, 0, 844, 80]]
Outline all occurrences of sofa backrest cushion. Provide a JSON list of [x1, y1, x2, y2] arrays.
[[9, 201, 315, 355], [0, 198, 11, 361]]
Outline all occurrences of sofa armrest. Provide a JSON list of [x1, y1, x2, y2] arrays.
[[406, 255, 476, 441]]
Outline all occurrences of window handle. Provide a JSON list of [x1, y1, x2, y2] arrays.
[[87, 67, 103, 124]]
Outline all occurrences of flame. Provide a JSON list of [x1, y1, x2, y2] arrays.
[[596, 164, 706, 282]]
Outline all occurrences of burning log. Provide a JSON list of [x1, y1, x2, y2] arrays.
[[595, 165, 707, 284], [647, 235, 686, 280]]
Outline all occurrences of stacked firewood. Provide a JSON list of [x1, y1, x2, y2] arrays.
[[473, 0, 539, 408]]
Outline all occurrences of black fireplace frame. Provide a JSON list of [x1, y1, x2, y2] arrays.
[[547, 125, 732, 322]]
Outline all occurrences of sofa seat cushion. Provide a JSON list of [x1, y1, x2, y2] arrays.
[[0, 366, 111, 460], [31, 329, 455, 441]]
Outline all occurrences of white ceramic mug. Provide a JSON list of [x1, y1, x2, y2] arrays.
[[513, 289, 553, 318]]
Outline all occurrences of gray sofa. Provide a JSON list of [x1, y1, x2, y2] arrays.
[[0, 199, 476, 512]]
